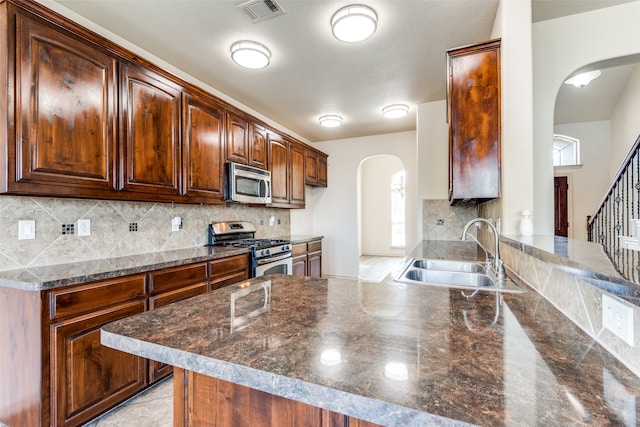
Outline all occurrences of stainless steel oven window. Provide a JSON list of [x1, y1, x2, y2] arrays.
[[255, 257, 293, 276]]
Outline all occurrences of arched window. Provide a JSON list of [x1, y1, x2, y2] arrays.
[[390, 171, 405, 248], [553, 134, 580, 166]]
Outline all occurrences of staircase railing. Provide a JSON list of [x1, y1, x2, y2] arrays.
[[587, 133, 640, 282]]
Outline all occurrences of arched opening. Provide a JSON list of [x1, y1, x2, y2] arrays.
[[357, 154, 406, 282]]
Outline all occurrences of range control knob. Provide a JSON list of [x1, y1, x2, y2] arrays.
[[283, 244, 290, 251], [261, 249, 270, 256]]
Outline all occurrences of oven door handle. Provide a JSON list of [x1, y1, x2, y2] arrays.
[[256, 252, 292, 265]]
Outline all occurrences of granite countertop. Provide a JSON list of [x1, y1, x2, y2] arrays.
[[0, 246, 249, 291], [101, 255, 640, 426], [282, 235, 324, 245]]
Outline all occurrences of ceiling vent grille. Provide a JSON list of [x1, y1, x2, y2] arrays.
[[237, 0, 286, 23]]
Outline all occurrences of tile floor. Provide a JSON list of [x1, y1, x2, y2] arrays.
[[85, 255, 404, 426]]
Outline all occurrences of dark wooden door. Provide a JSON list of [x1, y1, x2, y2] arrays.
[[305, 150, 319, 185], [249, 122, 269, 170], [269, 133, 289, 205], [226, 110, 249, 164], [50, 300, 147, 426], [120, 62, 182, 197], [14, 13, 118, 196], [290, 142, 306, 207], [182, 91, 226, 200], [554, 176, 569, 237]]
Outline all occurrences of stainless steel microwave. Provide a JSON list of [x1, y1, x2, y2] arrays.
[[225, 162, 272, 204]]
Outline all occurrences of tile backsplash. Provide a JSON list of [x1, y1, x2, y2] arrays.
[[0, 196, 290, 272], [422, 199, 478, 240]]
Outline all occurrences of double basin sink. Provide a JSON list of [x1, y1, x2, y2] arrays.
[[394, 258, 525, 294]]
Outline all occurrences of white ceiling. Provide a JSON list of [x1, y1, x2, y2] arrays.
[[51, 0, 637, 143]]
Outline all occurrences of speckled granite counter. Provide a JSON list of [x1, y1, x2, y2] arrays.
[[0, 246, 248, 291], [102, 270, 640, 425], [283, 234, 324, 244]]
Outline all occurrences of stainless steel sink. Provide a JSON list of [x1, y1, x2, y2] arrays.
[[394, 258, 525, 294], [411, 259, 487, 274]]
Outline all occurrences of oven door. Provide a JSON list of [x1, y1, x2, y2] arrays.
[[255, 252, 293, 277]]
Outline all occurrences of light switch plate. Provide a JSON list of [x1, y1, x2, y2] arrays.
[[18, 220, 35, 240], [602, 294, 635, 346], [78, 219, 91, 236]]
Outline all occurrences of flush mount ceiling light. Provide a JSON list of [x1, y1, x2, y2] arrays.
[[564, 70, 601, 88], [331, 4, 378, 43], [319, 115, 343, 127], [382, 104, 409, 119], [230, 40, 271, 69]]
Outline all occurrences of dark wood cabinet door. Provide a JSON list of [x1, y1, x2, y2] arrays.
[[120, 62, 182, 197], [226, 110, 249, 164], [182, 91, 226, 200], [209, 254, 250, 291], [317, 155, 328, 187], [305, 150, 318, 185], [249, 122, 269, 170], [50, 300, 147, 426], [269, 133, 290, 205], [13, 12, 118, 196], [308, 251, 322, 278], [447, 39, 500, 203], [290, 142, 306, 207], [292, 254, 308, 277]]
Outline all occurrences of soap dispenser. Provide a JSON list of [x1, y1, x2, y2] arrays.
[[520, 210, 534, 236]]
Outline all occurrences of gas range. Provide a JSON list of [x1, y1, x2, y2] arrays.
[[207, 221, 292, 277]]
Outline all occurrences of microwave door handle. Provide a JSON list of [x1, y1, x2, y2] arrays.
[[260, 180, 269, 199]]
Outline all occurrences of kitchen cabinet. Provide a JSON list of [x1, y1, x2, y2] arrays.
[[226, 109, 250, 165], [148, 263, 209, 382], [304, 149, 328, 187], [269, 133, 306, 208], [249, 122, 269, 170], [209, 254, 250, 291], [6, 7, 119, 198], [292, 240, 322, 278], [182, 90, 226, 201], [120, 61, 182, 199], [48, 275, 148, 427], [447, 39, 501, 204]]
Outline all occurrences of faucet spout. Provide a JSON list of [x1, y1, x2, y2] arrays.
[[460, 218, 505, 280]]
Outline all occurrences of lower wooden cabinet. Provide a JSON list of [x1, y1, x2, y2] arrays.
[[50, 300, 148, 426], [0, 254, 250, 427], [292, 240, 322, 278]]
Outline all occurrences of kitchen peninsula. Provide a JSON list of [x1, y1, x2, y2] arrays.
[[101, 243, 640, 426]]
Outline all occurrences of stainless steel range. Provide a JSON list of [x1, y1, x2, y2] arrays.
[[207, 221, 292, 277]]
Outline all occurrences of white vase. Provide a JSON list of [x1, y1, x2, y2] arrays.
[[520, 210, 533, 236]]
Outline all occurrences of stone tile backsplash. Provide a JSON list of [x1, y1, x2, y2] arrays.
[[0, 196, 290, 272], [501, 242, 640, 378], [422, 200, 478, 240]]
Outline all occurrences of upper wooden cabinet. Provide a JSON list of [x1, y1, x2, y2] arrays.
[[447, 39, 501, 204], [182, 90, 226, 201], [269, 132, 289, 206], [120, 62, 182, 198], [7, 9, 119, 197], [0, 0, 326, 206], [225, 110, 250, 165], [249, 122, 269, 170], [304, 148, 328, 187]]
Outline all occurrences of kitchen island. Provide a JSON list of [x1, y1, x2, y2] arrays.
[[101, 265, 640, 425]]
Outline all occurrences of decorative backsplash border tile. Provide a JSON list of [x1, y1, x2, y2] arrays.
[[0, 196, 290, 272]]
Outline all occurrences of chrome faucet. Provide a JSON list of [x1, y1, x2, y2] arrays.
[[461, 218, 506, 280]]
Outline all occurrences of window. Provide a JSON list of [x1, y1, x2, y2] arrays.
[[553, 134, 580, 166], [390, 171, 405, 248]]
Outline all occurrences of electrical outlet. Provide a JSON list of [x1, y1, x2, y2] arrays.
[[171, 216, 181, 231], [18, 220, 35, 240], [78, 219, 91, 236], [602, 294, 635, 346]]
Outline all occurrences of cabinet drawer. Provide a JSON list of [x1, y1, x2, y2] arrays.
[[210, 271, 249, 291], [148, 263, 208, 295], [308, 241, 322, 252], [149, 282, 209, 310], [292, 243, 307, 256], [49, 275, 146, 320], [209, 255, 248, 280]]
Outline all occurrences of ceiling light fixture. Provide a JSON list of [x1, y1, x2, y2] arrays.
[[331, 4, 378, 43], [564, 70, 601, 88], [382, 104, 409, 119], [230, 40, 271, 69], [319, 115, 343, 127]]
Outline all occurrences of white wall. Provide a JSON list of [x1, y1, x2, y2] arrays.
[[533, 2, 640, 236], [554, 121, 611, 241], [360, 155, 404, 256], [610, 65, 640, 178], [292, 131, 417, 278], [491, 0, 534, 235], [417, 100, 449, 200]]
